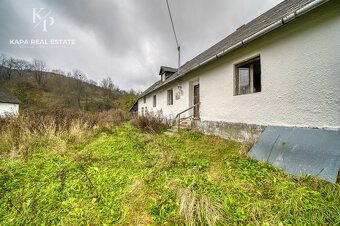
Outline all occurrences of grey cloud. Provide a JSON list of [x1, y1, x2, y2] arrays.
[[0, 0, 282, 91]]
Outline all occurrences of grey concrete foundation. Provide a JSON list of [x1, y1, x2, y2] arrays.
[[192, 120, 266, 142]]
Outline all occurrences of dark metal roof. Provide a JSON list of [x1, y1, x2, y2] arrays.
[[159, 66, 177, 75], [0, 87, 21, 104], [129, 100, 138, 112], [138, 0, 320, 99]]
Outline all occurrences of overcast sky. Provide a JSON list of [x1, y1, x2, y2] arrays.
[[0, 0, 282, 91]]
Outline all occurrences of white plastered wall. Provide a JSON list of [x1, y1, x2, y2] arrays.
[[0, 103, 19, 117], [138, 78, 195, 119], [139, 0, 340, 129]]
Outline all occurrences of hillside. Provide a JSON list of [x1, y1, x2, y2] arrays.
[[0, 55, 137, 112]]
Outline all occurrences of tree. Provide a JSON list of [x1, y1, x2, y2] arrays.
[[33, 59, 46, 85], [100, 77, 122, 110], [120, 93, 137, 111], [101, 77, 117, 94], [0, 54, 6, 80], [51, 69, 65, 76], [1, 56, 15, 80], [0, 54, 131, 112], [72, 69, 87, 108], [14, 59, 30, 77], [88, 79, 97, 86]]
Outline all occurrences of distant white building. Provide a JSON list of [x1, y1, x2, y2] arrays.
[[131, 0, 340, 141], [0, 87, 21, 117]]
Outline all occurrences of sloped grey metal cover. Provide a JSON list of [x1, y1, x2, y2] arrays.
[[248, 126, 340, 182]]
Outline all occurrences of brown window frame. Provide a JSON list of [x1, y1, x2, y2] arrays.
[[153, 95, 156, 107], [167, 89, 173, 105], [234, 56, 261, 96]]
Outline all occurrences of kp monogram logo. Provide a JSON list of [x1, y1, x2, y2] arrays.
[[32, 8, 55, 32]]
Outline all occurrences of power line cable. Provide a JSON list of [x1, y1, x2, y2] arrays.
[[165, 0, 181, 70]]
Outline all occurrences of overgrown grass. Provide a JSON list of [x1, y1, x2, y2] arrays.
[[0, 108, 127, 157], [130, 114, 171, 133], [0, 124, 339, 225]]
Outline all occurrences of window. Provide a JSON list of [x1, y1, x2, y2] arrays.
[[235, 56, 261, 95], [141, 107, 144, 116], [143, 96, 146, 103], [153, 95, 156, 107], [167, 89, 173, 105]]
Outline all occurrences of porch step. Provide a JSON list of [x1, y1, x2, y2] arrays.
[[164, 131, 177, 136], [165, 122, 191, 136], [180, 121, 189, 125]]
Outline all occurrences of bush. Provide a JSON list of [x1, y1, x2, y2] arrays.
[[96, 108, 128, 126], [130, 115, 171, 133], [0, 108, 127, 156]]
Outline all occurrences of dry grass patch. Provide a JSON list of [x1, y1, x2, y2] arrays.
[[130, 115, 171, 133], [179, 188, 223, 226], [0, 108, 127, 156]]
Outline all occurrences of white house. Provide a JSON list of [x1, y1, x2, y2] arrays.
[[132, 0, 340, 142], [0, 87, 21, 117]]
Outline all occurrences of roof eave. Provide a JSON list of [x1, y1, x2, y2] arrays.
[[0, 101, 21, 104], [137, 0, 329, 99]]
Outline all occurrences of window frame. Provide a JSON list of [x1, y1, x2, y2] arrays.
[[153, 95, 156, 107], [234, 56, 261, 96], [167, 89, 173, 105]]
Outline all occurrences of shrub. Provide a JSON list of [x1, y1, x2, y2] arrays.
[[130, 115, 171, 133], [0, 108, 127, 156], [96, 109, 128, 126]]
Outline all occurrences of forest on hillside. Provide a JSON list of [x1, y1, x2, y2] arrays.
[[0, 54, 138, 112]]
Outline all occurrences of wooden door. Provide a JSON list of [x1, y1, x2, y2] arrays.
[[194, 84, 200, 118]]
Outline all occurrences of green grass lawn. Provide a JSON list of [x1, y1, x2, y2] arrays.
[[0, 124, 339, 225]]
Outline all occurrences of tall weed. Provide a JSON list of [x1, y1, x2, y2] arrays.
[[130, 115, 171, 133], [0, 108, 127, 156]]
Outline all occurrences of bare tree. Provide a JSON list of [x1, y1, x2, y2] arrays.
[[128, 88, 137, 95], [0, 54, 6, 80], [33, 59, 46, 85], [101, 77, 118, 99], [101, 77, 117, 91], [88, 79, 98, 86], [14, 59, 29, 77], [72, 69, 87, 108], [51, 69, 65, 76], [1, 57, 15, 80]]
